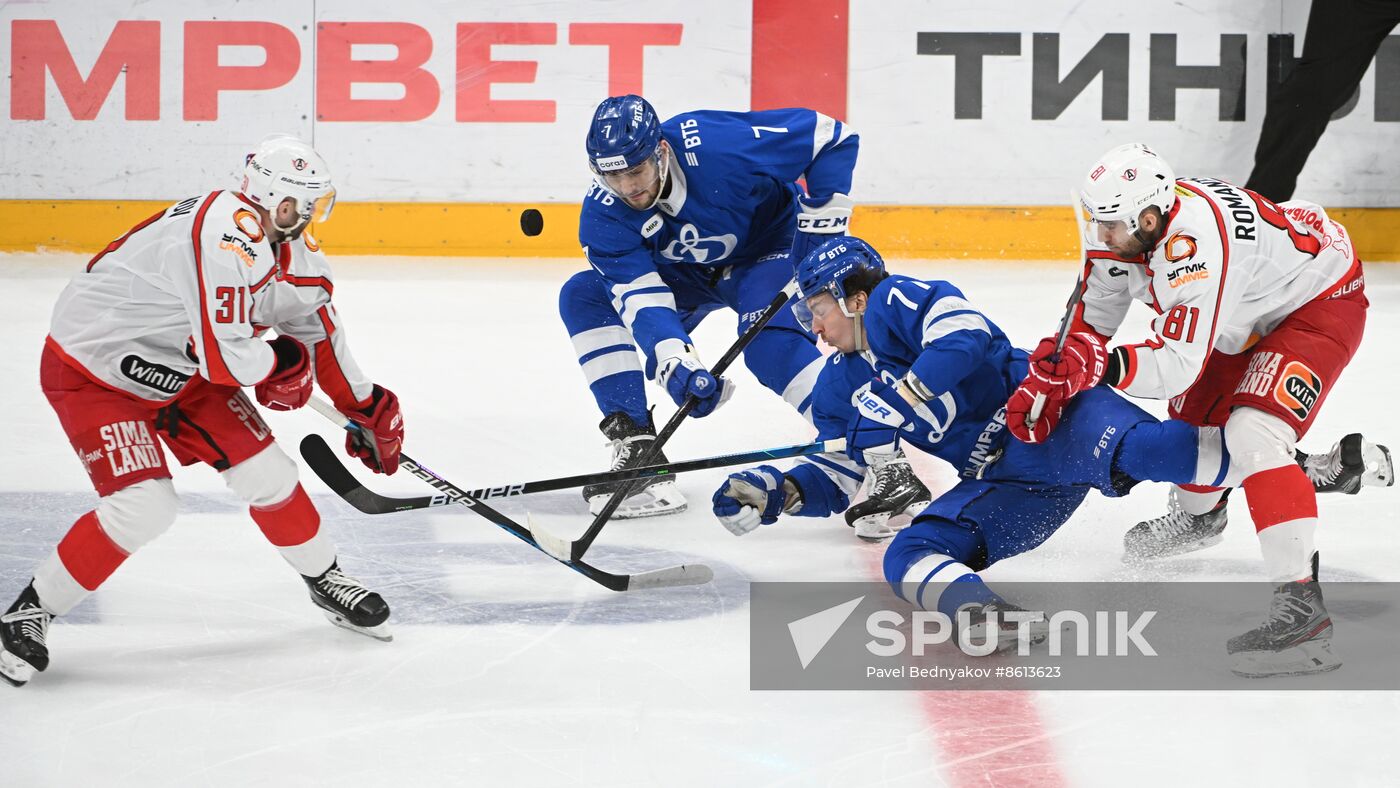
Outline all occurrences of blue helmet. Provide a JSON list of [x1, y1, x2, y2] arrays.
[[792, 235, 886, 332], [586, 95, 662, 176]]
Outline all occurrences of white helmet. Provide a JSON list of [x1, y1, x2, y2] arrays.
[[239, 134, 336, 233], [1079, 143, 1177, 234]]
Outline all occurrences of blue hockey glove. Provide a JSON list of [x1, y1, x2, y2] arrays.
[[846, 378, 918, 466], [789, 193, 854, 269], [712, 465, 788, 535], [656, 345, 733, 417]]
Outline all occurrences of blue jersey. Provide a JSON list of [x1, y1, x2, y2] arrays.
[[821, 276, 1026, 469], [784, 275, 1028, 517], [578, 108, 858, 359], [789, 274, 1185, 523]]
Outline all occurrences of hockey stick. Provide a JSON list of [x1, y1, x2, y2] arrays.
[[300, 433, 847, 515], [532, 280, 802, 563], [302, 397, 713, 592], [1026, 192, 1091, 428]]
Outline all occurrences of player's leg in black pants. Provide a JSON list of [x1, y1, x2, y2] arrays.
[[1246, 0, 1400, 201]]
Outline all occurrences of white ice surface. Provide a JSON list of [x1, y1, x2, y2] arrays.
[[2, 253, 1397, 788]]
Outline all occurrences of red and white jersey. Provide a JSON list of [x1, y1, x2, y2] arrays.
[[1071, 177, 1361, 400], [48, 190, 373, 409]]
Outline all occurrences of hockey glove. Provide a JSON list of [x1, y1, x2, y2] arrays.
[[255, 335, 312, 411], [1006, 379, 1066, 444], [1027, 332, 1108, 400], [657, 346, 733, 418], [789, 193, 854, 269], [846, 379, 918, 466], [343, 384, 404, 475], [712, 465, 788, 536]]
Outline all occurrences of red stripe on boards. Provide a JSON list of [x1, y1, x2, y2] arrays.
[[750, 0, 848, 119]]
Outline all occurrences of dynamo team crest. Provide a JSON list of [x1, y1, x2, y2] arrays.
[[662, 223, 738, 264]]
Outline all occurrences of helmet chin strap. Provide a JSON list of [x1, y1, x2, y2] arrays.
[[641, 146, 672, 211], [272, 209, 309, 241], [853, 313, 868, 352]]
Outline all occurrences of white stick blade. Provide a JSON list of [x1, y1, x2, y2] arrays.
[[526, 514, 575, 562], [627, 563, 715, 590]]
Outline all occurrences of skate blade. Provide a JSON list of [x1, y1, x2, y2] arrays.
[[0, 649, 37, 687], [960, 621, 1050, 655], [588, 481, 687, 520], [851, 499, 929, 541], [320, 609, 393, 642], [1230, 639, 1342, 678], [852, 513, 910, 541], [1122, 533, 1224, 564]]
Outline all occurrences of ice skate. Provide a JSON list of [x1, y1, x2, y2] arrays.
[[0, 583, 53, 687], [844, 456, 931, 541], [305, 563, 392, 642], [1298, 433, 1394, 494], [955, 600, 1048, 654], [1123, 488, 1230, 562], [1228, 557, 1340, 678], [583, 411, 686, 519]]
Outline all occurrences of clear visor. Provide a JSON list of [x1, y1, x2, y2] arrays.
[[791, 288, 853, 332], [593, 145, 667, 204], [1079, 204, 1131, 246], [306, 189, 336, 224]]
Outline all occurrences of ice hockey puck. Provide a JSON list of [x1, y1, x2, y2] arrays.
[[520, 208, 544, 237]]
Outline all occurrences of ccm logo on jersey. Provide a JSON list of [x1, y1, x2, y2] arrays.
[[1274, 361, 1322, 420], [1163, 232, 1197, 263], [120, 354, 190, 396]]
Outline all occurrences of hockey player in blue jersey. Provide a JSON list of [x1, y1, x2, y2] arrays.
[[559, 94, 860, 518], [710, 235, 1375, 650]]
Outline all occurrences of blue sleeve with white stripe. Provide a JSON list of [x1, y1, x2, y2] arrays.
[[865, 278, 995, 398], [578, 191, 692, 360]]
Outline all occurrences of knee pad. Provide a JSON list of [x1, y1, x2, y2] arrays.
[[223, 444, 299, 507], [96, 477, 179, 553], [1223, 407, 1298, 479], [559, 270, 614, 326]]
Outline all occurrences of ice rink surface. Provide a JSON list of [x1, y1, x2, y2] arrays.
[[2, 253, 1397, 787]]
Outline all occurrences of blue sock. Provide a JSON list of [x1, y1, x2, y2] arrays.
[[1115, 420, 1199, 484]]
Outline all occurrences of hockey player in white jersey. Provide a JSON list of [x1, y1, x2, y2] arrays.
[[1008, 142, 1386, 676], [0, 136, 406, 687]]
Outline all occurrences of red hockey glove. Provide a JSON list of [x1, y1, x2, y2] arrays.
[[343, 384, 404, 475], [254, 336, 312, 411], [1027, 332, 1108, 400], [1006, 379, 1067, 444]]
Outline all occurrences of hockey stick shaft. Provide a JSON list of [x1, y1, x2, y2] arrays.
[[569, 280, 802, 560], [302, 398, 713, 592], [1027, 192, 1091, 425], [301, 433, 847, 515]]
